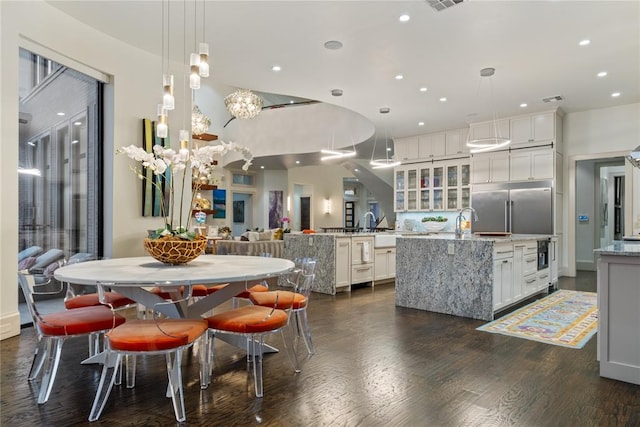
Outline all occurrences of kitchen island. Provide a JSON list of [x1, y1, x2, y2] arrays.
[[594, 242, 640, 385], [395, 234, 552, 321]]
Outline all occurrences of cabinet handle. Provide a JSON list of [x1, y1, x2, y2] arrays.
[[497, 250, 512, 254], [540, 274, 549, 279], [356, 267, 370, 272], [515, 244, 525, 248], [526, 278, 536, 284], [502, 260, 509, 264], [526, 259, 536, 263], [387, 250, 392, 253]]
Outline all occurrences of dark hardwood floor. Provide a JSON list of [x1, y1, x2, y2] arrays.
[[2, 271, 639, 426]]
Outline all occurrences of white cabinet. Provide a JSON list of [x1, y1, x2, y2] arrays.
[[471, 152, 509, 184], [335, 238, 351, 289], [374, 247, 396, 283], [445, 160, 471, 210], [394, 165, 421, 212], [493, 243, 514, 310], [445, 129, 470, 156], [514, 241, 538, 300], [536, 268, 550, 293], [509, 147, 554, 181], [509, 112, 555, 146], [469, 119, 510, 142], [351, 236, 374, 284], [394, 137, 419, 161], [549, 237, 558, 287], [419, 133, 446, 158]]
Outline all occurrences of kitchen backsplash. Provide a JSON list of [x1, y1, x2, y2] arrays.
[[396, 211, 460, 232]]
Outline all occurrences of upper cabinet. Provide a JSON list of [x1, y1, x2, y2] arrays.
[[445, 129, 470, 156], [469, 119, 510, 142], [419, 133, 446, 158], [394, 137, 419, 161], [509, 147, 554, 181], [471, 152, 510, 184], [509, 112, 555, 146]]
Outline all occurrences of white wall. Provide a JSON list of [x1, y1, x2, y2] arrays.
[[563, 103, 640, 276], [288, 165, 354, 230]]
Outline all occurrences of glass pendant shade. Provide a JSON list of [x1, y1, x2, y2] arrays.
[[156, 104, 168, 138], [189, 53, 200, 89], [162, 74, 175, 110], [179, 131, 189, 161], [198, 43, 209, 77]]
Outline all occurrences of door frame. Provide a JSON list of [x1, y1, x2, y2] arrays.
[[567, 150, 629, 277]]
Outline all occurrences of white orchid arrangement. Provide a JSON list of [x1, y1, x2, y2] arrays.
[[117, 140, 252, 240]]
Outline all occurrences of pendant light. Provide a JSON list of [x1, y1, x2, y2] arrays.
[[320, 88, 357, 161], [466, 67, 511, 153], [370, 107, 401, 169]]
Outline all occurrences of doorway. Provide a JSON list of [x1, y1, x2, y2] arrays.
[[232, 192, 253, 236], [300, 196, 311, 230], [574, 157, 625, 271]]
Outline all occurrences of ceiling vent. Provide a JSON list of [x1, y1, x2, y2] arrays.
[[426, 0, 464, 12], [542, 95, 564, 103]]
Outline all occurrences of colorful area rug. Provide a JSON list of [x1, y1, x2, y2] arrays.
[[477, 290, 598, 349]]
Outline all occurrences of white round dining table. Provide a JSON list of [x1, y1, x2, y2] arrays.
[[54, 255, 295, 319]]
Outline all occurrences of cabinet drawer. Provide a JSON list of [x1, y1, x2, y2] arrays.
[[352, 238, 374, 264], [494, 244, 514, 260], [524, 255, 538, 275], [524, 273, 538, 294], [537, 269, 550, 291], [351, 264, 374, 284]]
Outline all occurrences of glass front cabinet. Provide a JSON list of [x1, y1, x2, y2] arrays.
[[394, 159, 470, 212]]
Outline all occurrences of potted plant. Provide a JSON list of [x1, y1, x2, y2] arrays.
[[118, 141, 252, 263], [421, 215, 449, 232]]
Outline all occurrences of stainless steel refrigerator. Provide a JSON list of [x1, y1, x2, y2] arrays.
[[471, 181, 553, 234]]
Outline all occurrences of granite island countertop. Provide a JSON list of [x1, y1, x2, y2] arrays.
[[594, 242, 640, 257]]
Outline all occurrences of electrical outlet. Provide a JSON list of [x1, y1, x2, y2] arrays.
[[308, 237, 313, 246], [447, 243, 455, 255]]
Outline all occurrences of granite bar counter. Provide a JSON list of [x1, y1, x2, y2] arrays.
[[395, 233, 552, 321]]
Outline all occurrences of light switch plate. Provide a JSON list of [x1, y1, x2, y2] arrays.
[[447, 243, 455, 255], [308, 237, 313, 246]]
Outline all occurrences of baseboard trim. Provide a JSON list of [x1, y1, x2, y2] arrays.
[[0, 311, 21, 340]]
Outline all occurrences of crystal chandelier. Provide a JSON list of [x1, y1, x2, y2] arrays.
[[224, 89, 264, 120], [191, 104, 211, 135]]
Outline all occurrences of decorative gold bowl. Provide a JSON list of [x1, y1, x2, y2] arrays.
[[143, 236, 207, 265]]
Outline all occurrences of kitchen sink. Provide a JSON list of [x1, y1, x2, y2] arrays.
[[374, 234, 397, 248]]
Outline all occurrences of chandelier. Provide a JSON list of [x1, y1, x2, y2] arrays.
[[191, 104, 211, 136], [224, 89, 264, 120]]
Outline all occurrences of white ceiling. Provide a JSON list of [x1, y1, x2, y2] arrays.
[[48, 0, 640, 168]]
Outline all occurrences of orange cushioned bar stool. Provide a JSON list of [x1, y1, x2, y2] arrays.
[[206, 282, 269, 308], [89, 282, 210, 423], [64, 291, 135, 310], [205, 302, 292, 398], [17, 270, 127, 405]]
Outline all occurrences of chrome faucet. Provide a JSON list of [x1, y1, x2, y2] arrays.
[[455, 207, 478, 238], [363, 211, 376, 232]]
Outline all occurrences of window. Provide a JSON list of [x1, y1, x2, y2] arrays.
[[18, 48, 103, 259]]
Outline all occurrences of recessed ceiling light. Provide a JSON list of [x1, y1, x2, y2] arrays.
[[579, 39, 591, 46], [520, 103, 528, 108], [354, 168, 359, 172], [295, 160, 300, 164], [386, 147, 392, 151], [57, 112, 65, 116], [260, 165, 265, 169], [271, 65, 281, 72], [324, 40, 343, 50], [597, 71, 608, 78], [73, 121, 82, 126], [611, 92, 621, 98], [439, 97, 447, 102], [395, 74, 404, 80], [71, 140, 79, 144], [419, 87, 428, 92], [399, 14, 410, 22], [289, 100, 294, 104], [27, 141, 36, 146], [418, 122, 425, 126]]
